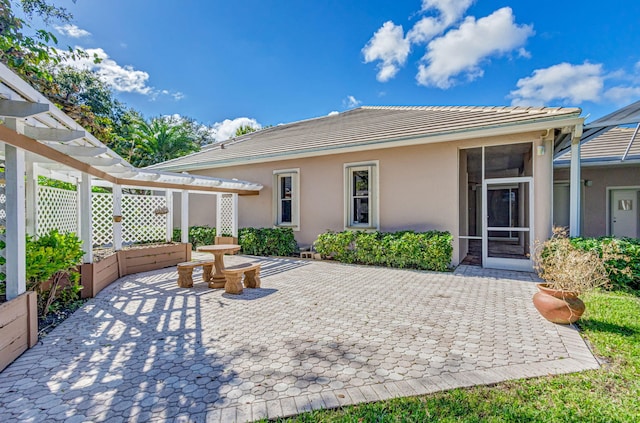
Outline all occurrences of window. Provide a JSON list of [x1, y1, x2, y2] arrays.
[[345, 161, 378, 229], [273, 169, 299, 230]]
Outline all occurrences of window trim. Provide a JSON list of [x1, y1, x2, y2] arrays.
[[344, 160, 379, 230], [273, 168, 300, 231]]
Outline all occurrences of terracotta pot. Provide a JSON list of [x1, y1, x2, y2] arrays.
[[533, 283, 585, 324]]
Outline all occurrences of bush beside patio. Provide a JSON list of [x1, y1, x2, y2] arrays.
[[570, 236, 640, 291], [314, 230, 453, 272], [173, 226, 298, 257]]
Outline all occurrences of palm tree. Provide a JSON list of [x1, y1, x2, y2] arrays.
[[131, 117, 200, 167]]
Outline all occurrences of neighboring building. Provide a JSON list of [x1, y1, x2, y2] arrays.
[[151, 106, 584, 272], [554, 126, 640, 238]]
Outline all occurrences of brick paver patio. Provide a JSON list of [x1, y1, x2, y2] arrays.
[[0, 256, 599, 422]]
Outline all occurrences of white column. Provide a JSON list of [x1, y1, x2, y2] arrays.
[[78, 172, 93, 263], [165, 191, 173, 242], [569, 133, 582, 237], [181, 190, 189, 243], [25, 160, 38, 236], [232, 193, 238, 238], [5, 144, 26, 300], [113, 184, 122, 251]]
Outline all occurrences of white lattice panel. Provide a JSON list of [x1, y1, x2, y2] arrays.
[[0, 164, 6, 282], [92, 193, 114, 247], [217, 193, 236, 237], [122, 194, 167, 244], [37, 186, 78, 237]]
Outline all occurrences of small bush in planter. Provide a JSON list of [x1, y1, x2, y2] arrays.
[[534, 227, 631, 294], [25, 229, 85, 318], [532, 227, 631, 323]]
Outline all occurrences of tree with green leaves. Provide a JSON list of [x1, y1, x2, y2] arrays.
[[235, 124, 258, 137], [130, 116, 200, 167]]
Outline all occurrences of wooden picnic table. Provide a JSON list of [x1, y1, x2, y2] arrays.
[[196, 244, 241, 288]]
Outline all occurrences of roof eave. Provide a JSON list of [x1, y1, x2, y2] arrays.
[[155, 114, 584, 172]]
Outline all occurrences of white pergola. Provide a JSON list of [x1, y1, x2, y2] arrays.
[[0, 62, 262, 301]]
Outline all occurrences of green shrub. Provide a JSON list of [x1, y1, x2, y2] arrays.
[[173, 226, 217, 249], [239, 227, 297, 256], [570, 236, 640, 291], [314, 230, 453, 272], [25, 230, 85, 318]]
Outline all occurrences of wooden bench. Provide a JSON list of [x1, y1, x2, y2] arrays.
[[176, 260, 215, 288], [222, 262, 261, 294]]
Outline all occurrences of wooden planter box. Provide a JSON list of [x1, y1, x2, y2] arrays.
[[0, 292, 37, 372], [117, 243, 191, 276], [80, 243, 191, 297], [80, 253, 120, 298]]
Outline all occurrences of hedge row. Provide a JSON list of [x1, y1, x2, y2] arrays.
[[314, 230, 453, 272], [239, 227, 297, 257], [173, 226, 298, 257], [172, 226, 216, 249], [570, 237, 640, 291]]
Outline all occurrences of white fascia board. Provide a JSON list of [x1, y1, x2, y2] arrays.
[[157, 115, 585, 172]]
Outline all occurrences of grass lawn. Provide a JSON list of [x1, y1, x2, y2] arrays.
[[264, 290, 640, 422]]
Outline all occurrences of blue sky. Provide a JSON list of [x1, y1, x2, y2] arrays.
[[42, 0, 640, 138]]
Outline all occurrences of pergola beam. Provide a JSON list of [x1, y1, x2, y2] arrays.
[[23, 126, 85, 143], [0, 125, 261, 195], [47, 144, 107, 157], [0, 99, 49, 118]]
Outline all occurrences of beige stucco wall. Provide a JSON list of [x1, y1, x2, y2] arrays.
[[177, 131, 552, 266], [554, 164, 640, 237]]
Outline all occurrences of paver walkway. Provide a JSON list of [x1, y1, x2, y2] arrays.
[[0, 257, 599, 422]]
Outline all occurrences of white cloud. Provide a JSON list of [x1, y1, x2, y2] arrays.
[[419, 0, 475, 22], [210, 117, 262, 141], [54, 24, 91, 38], [328, 111, 339, 116], [60, 47, 183, 100], [362, 21, 411, 82], [62, 47, 152, 95], [408, 0, 474, 43], [343, 95, 362, 108], [604, 86, 640, 104], [417, 7, 534, 88], [510, 62, 604, 106]]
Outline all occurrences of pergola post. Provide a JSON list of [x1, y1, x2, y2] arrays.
[[569, 125, 583, 237], [25, 160, 38, 236], [4, 143, 26, 300], [113, 184, 122, 251], [78, 172, 93, 263], [232, 193, 238, 238], [165, 190, 173, 242], [181, 190, 189, 243]]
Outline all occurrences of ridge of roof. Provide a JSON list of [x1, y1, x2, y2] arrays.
[[150, 105, 583, 171], [360, 105, 581, 114]]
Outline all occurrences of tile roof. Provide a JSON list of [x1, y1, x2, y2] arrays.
[[150, 105, 582, 171], [555, 126, 640, 165]]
